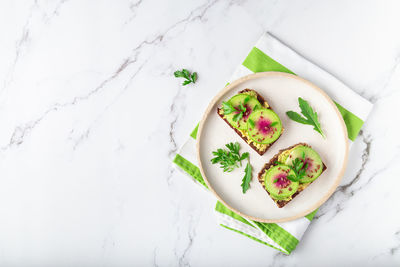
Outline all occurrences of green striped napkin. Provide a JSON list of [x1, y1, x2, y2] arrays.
[[173, 32, 373, 254]]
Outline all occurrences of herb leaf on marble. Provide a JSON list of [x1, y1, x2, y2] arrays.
[[174, 69, 198, 86]]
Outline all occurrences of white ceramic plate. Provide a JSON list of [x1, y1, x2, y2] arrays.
[[197, 72, 348, 223]]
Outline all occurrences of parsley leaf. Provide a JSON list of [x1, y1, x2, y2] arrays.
[[233, 112, 243, 122], [211, 143, 253, 193], [286, 97, 325, 138], [211, 142, 248, 172], [174, 69, 198, 86], [220, 96, 250, 122], [241, 162, 252, 193], [222, 101, 235, 114]]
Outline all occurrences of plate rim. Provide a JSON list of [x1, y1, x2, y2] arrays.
[[196, 71, 349, 223]]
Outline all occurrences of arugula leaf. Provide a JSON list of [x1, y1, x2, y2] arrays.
[[286, 97, 325, 138], [286, 111, 309, 125], [241, 162, 252, 193], [174, 69, 198, 86], [222, 101, 235, 115], [211, 142, 248, 172]]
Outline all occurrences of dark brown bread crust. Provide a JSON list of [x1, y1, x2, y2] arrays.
[[257, 143, 327, 208], [217, 89, 282, 156]]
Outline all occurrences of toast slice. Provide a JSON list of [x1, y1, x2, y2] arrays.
[[257, 143, 327, 208], [217, 89, 283, 155]]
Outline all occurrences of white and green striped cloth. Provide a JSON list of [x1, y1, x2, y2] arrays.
[[173, 32, 373, 254]]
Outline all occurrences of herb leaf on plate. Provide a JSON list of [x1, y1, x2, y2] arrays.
[[211, 142, 248, 172], [241, 162, 252, 193], [211, 142, 253, 193], [286, 97, 325, 138], [174, 69, 198, 86]]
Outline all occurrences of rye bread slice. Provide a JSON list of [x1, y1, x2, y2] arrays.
[[217, 89, 283, 155], [257, 143, 327, 208]]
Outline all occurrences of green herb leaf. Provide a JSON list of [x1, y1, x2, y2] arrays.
[[192, 72, 198, 83], [239, 103, 246, 113], [221, 97, 250, 123], [222, 101, 235, 115], [253, 104, 260, 112], [241, 162, 252, 193], [182, 69, 190, 79], [240, 152, 249, 161], [248, 119, 255, 128], [273, 178, 278, 183], [286, 97, 325, 138], [233, 112, 243, 122], [211, 142, 248, 172], [287, 152, 309, 182], [182, 80, 191, 86], [270, 121, 278, 127], [174, 69, 198, 86], [174, 70, 184, 77], [287, 174, 299, 182], [286, 111, 310, 125]]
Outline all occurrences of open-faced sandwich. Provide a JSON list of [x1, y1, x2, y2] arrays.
[[217, 89, 283, 155], [257, 143, 326, 208]]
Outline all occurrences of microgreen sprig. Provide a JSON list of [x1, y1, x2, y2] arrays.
[[221, 96, 250, 122], [286, 152, 309, 182]]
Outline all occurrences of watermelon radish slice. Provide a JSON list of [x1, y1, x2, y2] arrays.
[[264, 165, 299, 200], [246, 109, 282, 144]]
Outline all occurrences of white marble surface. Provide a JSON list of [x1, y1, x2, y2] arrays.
[[0, 0, 399, 266]]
